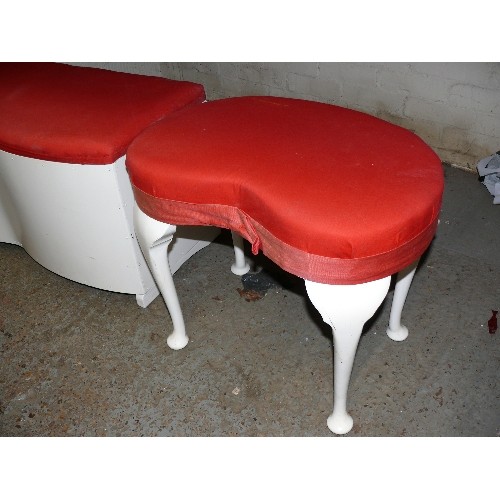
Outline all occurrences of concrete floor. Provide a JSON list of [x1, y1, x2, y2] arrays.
[[0, 164, 499, 437]]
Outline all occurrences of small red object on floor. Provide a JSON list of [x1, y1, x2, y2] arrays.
[[488, 310, 498, 334]]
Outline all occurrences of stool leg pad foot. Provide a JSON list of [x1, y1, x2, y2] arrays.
[[231, 262, 251, 275], [167, 332, 189, 350], [327, 412, 354, 435], [386, 325, 409, 342]]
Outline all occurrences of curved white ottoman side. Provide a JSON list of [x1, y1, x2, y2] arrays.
[[0, 151, 219, 307]]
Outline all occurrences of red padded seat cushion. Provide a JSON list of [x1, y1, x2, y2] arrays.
[[0, 63, 205, 164], [126, 97, 444, 285]]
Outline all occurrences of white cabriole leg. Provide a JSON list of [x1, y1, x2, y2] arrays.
[[133, 204, 188, 350], [230, 231, 250, 275], [305, 276, 391, 435], [386, 259, 419, 342]]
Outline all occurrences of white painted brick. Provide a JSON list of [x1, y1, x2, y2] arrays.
[[308, 74, 341, 101], [218, 77, 271, 97], [218, 63, 240, 80], [375, 63, 412, 74], [122, 62, 164, 77], [377, 69, 451, 103], [207, 76, 239, 98], [472, 111, 500, 138], [219, 63, 287, 90], [267, 87, 291, 99], [237, 64, 261, 83], [284, 62, 319, 77], [448, 84, 500, 114], [490, 67, 500, 90], [468, 133, 500, 157], [158, 63, 182, 80], [238, 63, 286, 88], [403, 96, 472, 129], [286, 72, 313, 95], [410, 62, 500, 89], [287, 72, 341, 101], [208, 90, 227, 101], [438, 126, 500, 167], [340, 83, 408, 116], [178, 62, 219, 75], [433, 147, 473, 169], [441, 126, 475, 153], [319, 62, 378, 88]]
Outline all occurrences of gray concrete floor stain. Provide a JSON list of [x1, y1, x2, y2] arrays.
[[0, 164, 499, 436]]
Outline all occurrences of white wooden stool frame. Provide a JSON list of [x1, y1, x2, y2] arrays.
[[134, 204, 419, 435]]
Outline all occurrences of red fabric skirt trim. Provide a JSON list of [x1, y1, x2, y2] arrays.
[[133, 186, 438, 285]]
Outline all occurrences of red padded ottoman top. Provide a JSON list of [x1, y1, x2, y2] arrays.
[[0, 63, 205, 164], [126, 97, 444, 285]]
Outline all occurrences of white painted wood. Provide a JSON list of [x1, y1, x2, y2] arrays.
[[386, 259, 419, 341], [0, 151, 219, 307], [133, 205, 188, 350], [230, 230, 250, 275], [305, 276, 391, 434], [0, 167, 20, 245]]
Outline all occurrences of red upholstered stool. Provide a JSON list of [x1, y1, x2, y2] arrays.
[[0, 63, 219, 307], [126, 96, 444, 434]]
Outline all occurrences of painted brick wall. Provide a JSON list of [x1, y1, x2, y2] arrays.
[[74, 62, 500, 171]]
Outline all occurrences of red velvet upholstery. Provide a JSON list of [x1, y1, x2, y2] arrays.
[[0, 63, 205, 164], [126, 97, 444, 285]]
